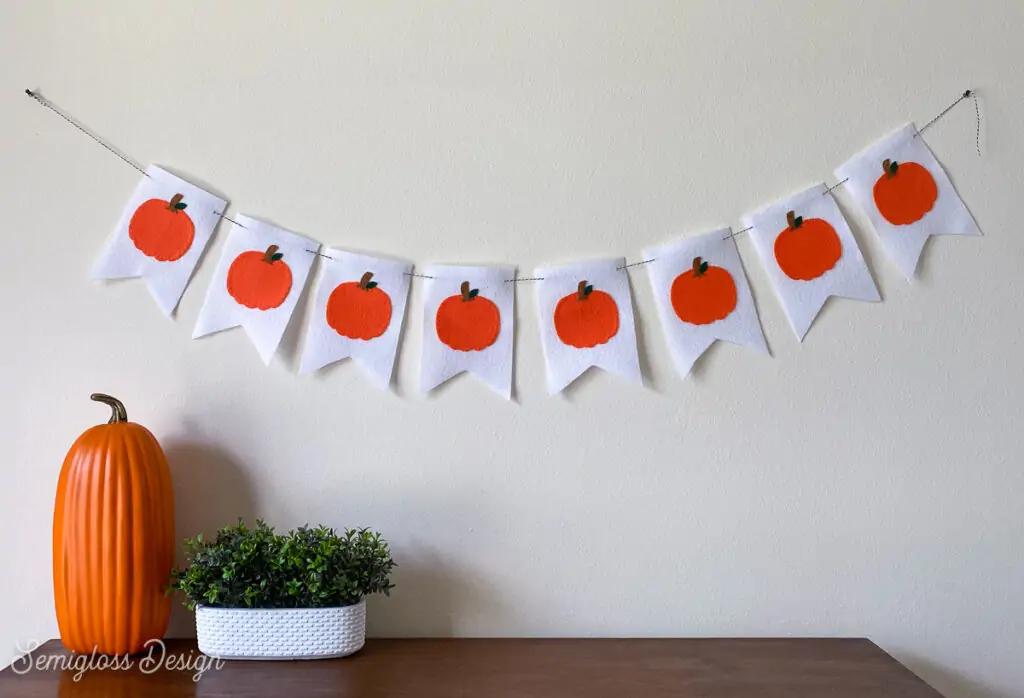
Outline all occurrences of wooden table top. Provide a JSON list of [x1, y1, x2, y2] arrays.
[[0, 638, 945, 697]]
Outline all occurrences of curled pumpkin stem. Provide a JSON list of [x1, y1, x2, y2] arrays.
[[359, 271, 374, 290], [91, 393, 127, 423]]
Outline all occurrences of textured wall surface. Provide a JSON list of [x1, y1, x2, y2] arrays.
[[2, 2, 1022, 696]]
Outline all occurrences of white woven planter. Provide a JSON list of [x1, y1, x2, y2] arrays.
[[195, 600, 366, 660]]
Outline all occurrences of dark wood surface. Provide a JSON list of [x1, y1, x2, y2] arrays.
[[0, 638, 945, 697]]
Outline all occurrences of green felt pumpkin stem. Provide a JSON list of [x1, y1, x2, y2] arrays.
[[262, 245, 280, 264], [90, 393, 127, 424], [359, 271, 374, 290], [167, 193, 184, 211]]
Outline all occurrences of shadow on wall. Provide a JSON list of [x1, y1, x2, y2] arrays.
[[156, 450, 503, 640], [365, 546, 508, 638], [902, 654, 1012, 698], [162, 441, 258, 639]]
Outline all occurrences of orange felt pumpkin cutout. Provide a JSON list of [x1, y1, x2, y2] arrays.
[[435, 281, 500, 351], [326, 271, 392, 340], [774, 210, 842, 281], [227, 245, 293, 310], [129, 193, 195, 261], [53, 394, 175, 656], [671, 256, 738, 325], [873, 159, 938, 225], [554, 280, 620, 348]]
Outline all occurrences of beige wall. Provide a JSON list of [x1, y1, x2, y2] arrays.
[[2, 2, 1022, 696]]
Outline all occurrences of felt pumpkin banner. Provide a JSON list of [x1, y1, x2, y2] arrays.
[[67, 87, 983, 395], [419, 265, 515, 398], [744, 184, 881, 341], [835, 123, 982, 278], [299, 248, 412, 389], [91, 165, 227, 317], [192, 215, 318, 364], [643, 230, 769, 378], [535, 258, 642, 394]]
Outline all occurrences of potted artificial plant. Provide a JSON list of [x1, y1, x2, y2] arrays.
[[171, 519, 395, 660]]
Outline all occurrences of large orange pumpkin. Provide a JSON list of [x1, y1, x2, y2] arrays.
[[774, 210, 842, 281], [326, 271, 392, 340], [671, 256, 737, 325], [129, 194, 195, 262], [226, 245, 293, 310], [554, 280, 619, 348], [435, 281, 500, 351], [873, 159, 938, 225], [53, 394, 174, 655]]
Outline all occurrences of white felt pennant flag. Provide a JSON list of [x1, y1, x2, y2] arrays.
[[643, 230, 768, 378], [299, 249, 412, 389], [535, 258, 642, 394], [91, 165, 227, 317], [419, 265, 515, 399], [192, 216, 318, 365], [744, 184, 880, 341], [835, 123, 981, 278]]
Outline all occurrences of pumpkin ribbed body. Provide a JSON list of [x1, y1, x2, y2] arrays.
[[53, 414, 174, 656]]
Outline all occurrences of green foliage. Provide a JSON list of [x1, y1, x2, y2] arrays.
[[170, 519, 395, 610]]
